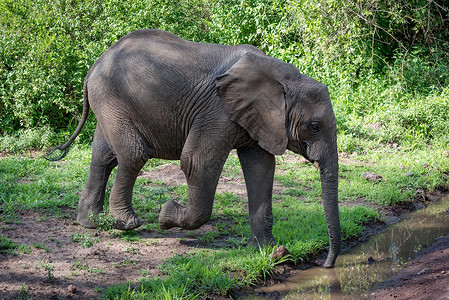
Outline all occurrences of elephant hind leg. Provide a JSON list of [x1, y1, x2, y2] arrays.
[[108, 162, 146, 230], [77, 125, 118, 228], [103, 121, 151, 230]]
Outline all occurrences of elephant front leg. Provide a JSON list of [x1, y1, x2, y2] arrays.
[[159, 128, 231, 230], [238, 146, 276, 246], [158, 159, 226, 230]]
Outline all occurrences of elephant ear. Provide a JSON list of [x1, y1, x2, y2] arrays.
[[216, 52, 288, 155]]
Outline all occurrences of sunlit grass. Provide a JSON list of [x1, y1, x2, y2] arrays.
[[1, 139, 447, 298], [0, 145, 91, 219]]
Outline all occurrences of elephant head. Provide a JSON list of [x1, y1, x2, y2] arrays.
[[216, 52, 340, 268]]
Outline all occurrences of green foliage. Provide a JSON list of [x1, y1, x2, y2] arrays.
[[0, 234, 20, 254], [336, 86, 449, 152], [73, 260, 104, 274], [0, 0, 210, 136], [272, 200, 380, 261], [206, 0, 294, 49], [33, 242, 51, 252], [0, 126, 58, 153], [0, 235, 16, 252], [2, 146, 446, 298], [105, 246, 290, 298], [340, 206, 380, 238], [0, 235, 31, 255], [0, 147, 385, 297], [1, 0, 447, 153], [38, 261, 55, 281], [115, 230, 142, 243], [71, 232, 100, 248], [88, 211, 116, 232], [1, 1, 448, 296], [214, 192, 245, 217], [242, 246, 292, 281], [18, 284, 30, 299]]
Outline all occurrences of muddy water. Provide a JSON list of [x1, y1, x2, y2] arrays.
[[245, 195, 449, 299]]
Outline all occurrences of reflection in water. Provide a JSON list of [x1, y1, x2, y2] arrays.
[[245, 196, 449, 299]]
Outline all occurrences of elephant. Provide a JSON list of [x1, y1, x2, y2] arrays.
[[48, 29, 340, 268]]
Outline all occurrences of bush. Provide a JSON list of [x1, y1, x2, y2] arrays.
[[337, 86, 449, 152], [0, 0, 210, 135], [0, 126, 58, 153], [0, 0, 448, 150]]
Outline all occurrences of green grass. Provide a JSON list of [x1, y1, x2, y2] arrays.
[[0, 126, 58, 153], [2, 123, 449, 299], [33, 242, 51, 253], [74, 261, 104, 274], [71, 232, 100, 248], [338, 147, 449, 205], [0, 144, 92, 219], [0, 234, 31, 255], [3, 141, 446, 298]]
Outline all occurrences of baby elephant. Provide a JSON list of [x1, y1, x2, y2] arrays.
[[49, 29, 340, 268]]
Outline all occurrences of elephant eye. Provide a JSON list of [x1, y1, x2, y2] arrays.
[[308, 122, 321, 134]]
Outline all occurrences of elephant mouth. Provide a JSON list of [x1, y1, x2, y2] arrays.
[[287, 140, 310, 160]]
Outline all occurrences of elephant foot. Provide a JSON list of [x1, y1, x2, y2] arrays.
[[248, 234, 277, 247], [76, 213, 97, 229], [114, 217, 143, 230], [110, 208, 143, 230], [159, 199, 185, 230], [323, 252, 338, 268], [77, 196, 104, 229]]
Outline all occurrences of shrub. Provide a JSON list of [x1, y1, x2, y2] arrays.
[[1, 0, 447, 150]]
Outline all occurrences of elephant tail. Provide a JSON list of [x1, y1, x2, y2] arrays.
[[44, 79, 90, 161]]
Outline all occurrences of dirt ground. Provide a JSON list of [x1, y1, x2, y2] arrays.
[[2, 160, 449, 299], [0, 208, 203, 299]]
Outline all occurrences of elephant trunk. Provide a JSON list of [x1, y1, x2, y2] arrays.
[[318, 151, 340, 268]]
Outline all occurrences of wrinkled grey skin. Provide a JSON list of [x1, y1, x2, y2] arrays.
[[57, 29, 340, 268]]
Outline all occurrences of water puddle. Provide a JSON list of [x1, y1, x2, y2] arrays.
[[244, 195, 449, 299]]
